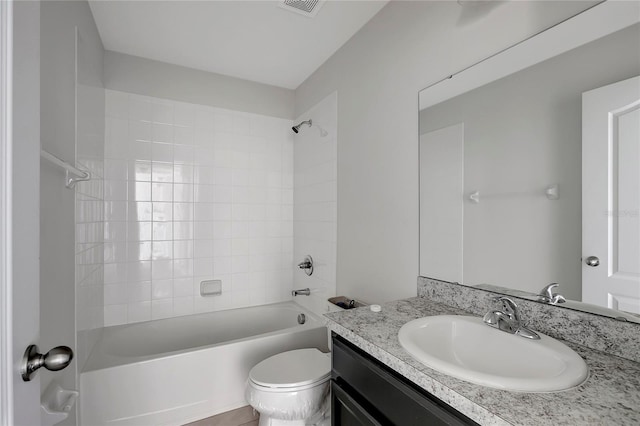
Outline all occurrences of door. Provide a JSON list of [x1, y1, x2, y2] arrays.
[[582, 76, 640, 314], [1, 1, 42, 424], [419, 124, 464, 283]]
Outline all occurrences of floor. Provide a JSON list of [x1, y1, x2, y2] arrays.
[[184, 406, 259, 426]]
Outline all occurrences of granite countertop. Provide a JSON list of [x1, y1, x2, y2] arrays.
[[324, 297, 640, 426]]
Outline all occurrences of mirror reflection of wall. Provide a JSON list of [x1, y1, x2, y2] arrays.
[[419, 23, 640, 304]]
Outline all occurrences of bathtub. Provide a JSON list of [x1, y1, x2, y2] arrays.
[[80, 302, 329, 426]]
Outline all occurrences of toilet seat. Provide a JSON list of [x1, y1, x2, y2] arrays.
[[248, 348, 330, 391]]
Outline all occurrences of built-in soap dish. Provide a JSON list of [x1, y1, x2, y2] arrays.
[[41, 383, 78, 426]]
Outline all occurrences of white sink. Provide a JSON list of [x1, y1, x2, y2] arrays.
[[398, 315, 588, 392]]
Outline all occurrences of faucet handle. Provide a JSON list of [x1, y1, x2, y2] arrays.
[[540, 283, 559, 298], [486, 296, 540, 340], [538, 283, 566, 304], [492, 296, 519, 320]]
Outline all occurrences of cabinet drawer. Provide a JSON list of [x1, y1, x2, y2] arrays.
[[332, 380, 383, 426], [332, 334, 478, 426]]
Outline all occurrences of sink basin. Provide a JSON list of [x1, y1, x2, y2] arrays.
[[398, 315, 588, 392]]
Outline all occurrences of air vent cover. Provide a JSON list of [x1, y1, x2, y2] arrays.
[[279, 0, 325, 18]]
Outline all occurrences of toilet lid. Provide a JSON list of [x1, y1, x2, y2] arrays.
[[249, 348, 330, 389]]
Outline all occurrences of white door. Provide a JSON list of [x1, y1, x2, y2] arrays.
[[1, 1, 42, 424], [419, 123, 464, 283], [582, 76, 640, 314]]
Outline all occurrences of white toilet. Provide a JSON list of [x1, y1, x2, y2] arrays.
[[245, 348, 331, 426]]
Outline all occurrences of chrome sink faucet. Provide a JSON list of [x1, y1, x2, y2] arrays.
[[537, 283, 566, 305], [483, 296, 540, 340]]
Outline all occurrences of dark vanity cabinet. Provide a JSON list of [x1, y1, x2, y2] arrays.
[[331, 333, 478, 426]]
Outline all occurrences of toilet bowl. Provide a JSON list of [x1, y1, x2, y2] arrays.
[[245, 348, 331, 426]]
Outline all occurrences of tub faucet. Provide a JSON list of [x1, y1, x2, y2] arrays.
[[537, 283, 566, 305], [483, 296, 540, 340], [292, 288, 311, 296]]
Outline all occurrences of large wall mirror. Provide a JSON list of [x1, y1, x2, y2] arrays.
[[419, 2, 640, 322]]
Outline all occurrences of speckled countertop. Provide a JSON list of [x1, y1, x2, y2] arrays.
[[324, 297, 640, 426]]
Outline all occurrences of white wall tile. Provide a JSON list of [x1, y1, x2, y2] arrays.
[[152, 125, 174, 145], [106, 90, 128, 119], [153, 102, 173, 125], [174, 102, 195, 127], [173, 278, 194, 297], [174, 240, 194, 259], [151, 183, 173, 202], [174, 183, 194, 202], [152, 259, 173, 280], [194, 258, 214, 277], [152, 241, 173, 260], [128, 221, 152, 242], [129, 98, 153, 122], [104, 304, 127, 326], [128, 301, 152, 323], [128, 281, 151, 303], [174, 145, 194, 164], [104, 242, 127, 263], [132, 181, 151, 201], [129, 121, 152, 142], [173, 297, 195, 316], [152, 202, 173, 222], [130, 160, 152, 182], [127, 241, 152, 261], [174, 222, 194, 240], [152, 162, 174, 182], [213, 256, 232, 275], [173, 259, 193, 278], [152, 299, 174, 320], [174, 164, 194, 183], [152, 279, 173, 300], [152, 222, 173, 241], [293, 93, 338, 317], [213, 222, 232, 240], [127, 260, 151, 282], [104, 284, 128, 305], [213, 238, 232, 257], [103, 90, 294, 322]]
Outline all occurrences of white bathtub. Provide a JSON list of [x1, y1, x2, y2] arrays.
[[80, 302, 329, 426]]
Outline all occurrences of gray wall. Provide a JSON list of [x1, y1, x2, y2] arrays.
[[40, 1, 104, 424], [295, 0, 597, 304], [104, 50, 295, 119]]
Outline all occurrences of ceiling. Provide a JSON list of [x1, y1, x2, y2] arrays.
[[89, 0, 388, 89]]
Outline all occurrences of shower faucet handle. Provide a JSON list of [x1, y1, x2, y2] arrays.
[[297, 255, 314, 276]]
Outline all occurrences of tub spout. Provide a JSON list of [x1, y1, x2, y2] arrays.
[[292, 288, 311, 296]]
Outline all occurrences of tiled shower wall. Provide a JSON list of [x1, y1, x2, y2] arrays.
[[293, 92, 338, 316], [103, 90, 294, 325], [75, 54, 106, 335], [75, 151, 105, 331]]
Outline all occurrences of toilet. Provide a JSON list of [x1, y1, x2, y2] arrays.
[[245, 348, 331, 426]]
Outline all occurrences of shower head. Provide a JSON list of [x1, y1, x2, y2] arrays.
[[292, 119, 312, 134]]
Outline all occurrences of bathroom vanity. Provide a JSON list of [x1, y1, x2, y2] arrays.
[[325, 293, 640, 426], [331, 333, 477, 425]]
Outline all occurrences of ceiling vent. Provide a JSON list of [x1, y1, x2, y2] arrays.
[[279, 0, 325, 18]]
